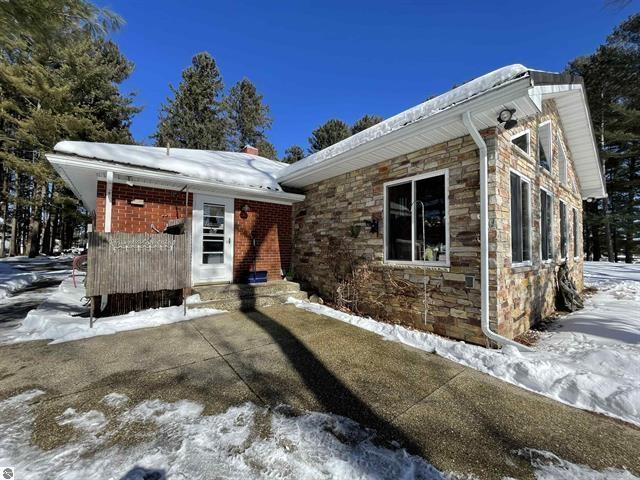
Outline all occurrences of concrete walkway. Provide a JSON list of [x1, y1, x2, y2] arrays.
[[0, 304, 638, 479]]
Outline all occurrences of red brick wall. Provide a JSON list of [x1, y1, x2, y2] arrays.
[[96, 181, 192, 233], [233, 199, 292, 282]]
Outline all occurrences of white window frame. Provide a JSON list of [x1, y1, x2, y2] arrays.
[[559, 141, 568, 186], [540, 186, 554, 263], [510, 129, 531, 156], [559, 200, 568, 261], [508, 169, 532, 267], [538, 120, 553, 173], [383, 169, 450, 267]]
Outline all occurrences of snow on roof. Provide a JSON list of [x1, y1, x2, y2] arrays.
[[277, 64, 531, 181], [53, 141, 287, 192]]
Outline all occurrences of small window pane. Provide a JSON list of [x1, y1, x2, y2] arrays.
[[203, 240, 224, 253], [415, 175, 446, 262], [539, 123, 552, 171], [512, 132, 529, 154], [203, 253, 223, 264], [387, 182, 412, 261], [560, 202, 567, 258], [573, 208, 579, 258], [510, 173, 531, 263], [540, 190, 553, 260]]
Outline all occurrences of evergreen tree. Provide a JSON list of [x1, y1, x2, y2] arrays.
[[351, 114, 383, 134], [0, 0, 138, 257], [282, 145, 305, 164], [255, 139, 278, 161], [226, 78, 272, 151], [568, 13, 640, 262], [154, 52, 227, 150], [308, 119, 351, 153]]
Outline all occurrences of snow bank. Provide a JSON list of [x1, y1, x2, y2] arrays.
[[1, 390, 634, 480], [0, 390, 448, 480], [0, 262, 39, 300], [287, 262, 640, 427], [278, 64, 530, 180], [0, 276, 224, 345], [53, 141, 287, 192]]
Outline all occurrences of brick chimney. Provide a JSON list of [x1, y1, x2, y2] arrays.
[[241, 145, 259, 155]]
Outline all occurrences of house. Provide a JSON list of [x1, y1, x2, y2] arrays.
[[47, 64, 606, 347]]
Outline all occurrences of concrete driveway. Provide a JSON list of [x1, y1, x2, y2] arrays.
[[0, 304, 638, 479]]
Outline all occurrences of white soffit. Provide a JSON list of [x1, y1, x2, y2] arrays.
[[531, 84, 606, 199]]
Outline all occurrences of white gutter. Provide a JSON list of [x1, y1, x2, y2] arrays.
[[462, 111, 532, 351]]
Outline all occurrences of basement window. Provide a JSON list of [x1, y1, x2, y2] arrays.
[[540, 188, 554, 261], [511, 130, 530, 156], [384, 170, 449, 265], [510, 171, 531, 264], [538, 121, 553, 171]]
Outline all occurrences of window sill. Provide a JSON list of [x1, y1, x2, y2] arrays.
[[511, 145, 532, 162], [510, 262, 535, 273], [379, 261, 450, 271]]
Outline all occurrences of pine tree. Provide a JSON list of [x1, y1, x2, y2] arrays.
[[568, 13, 640, 262], [255, 139, 278, 161], [226, 78, 272, 151], [282, 145, 305, 164], [308, 119, 351, 153], [351, 114, 383, 134], [154, 52, 227, 150], [0, 0, 138, 257]]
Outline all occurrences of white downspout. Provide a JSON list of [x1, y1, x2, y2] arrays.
[[462, 111, 531, 351]]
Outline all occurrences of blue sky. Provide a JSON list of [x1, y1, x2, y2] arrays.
[[99, 0, 635, 156]]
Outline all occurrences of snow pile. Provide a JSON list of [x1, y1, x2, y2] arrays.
[[0, 261, 39, 300], [278, 64, 530, 181], [0, 258, 70, 300], [1, 390, 635, 480], [0, 276, 224, 345], [53, 141, 287, 192], [0, 390, 449, 480], [288, 262, 640, 426]]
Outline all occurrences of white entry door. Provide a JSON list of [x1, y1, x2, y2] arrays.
[[192, 194, 234, 283]]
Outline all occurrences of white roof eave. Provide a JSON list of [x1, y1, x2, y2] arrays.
[[46, 154, 306, 205]]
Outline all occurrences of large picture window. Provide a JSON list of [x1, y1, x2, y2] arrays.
[[385, 171, 448, 265], [510, 172, 531, 264], [573, 208, 579, 258], [540, 189, 553, 261]]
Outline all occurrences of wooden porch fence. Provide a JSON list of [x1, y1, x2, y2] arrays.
[[86, 219, 192, 325]]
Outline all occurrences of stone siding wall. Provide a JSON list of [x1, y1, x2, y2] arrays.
[[292, 134, 489, 344], [491, 100, 584, 339]]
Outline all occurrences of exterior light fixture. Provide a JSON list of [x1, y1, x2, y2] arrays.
[[497, 108, 517, 129], [241, 204, 250, 213]]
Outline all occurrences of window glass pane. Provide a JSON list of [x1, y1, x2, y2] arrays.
[[387, 182, 412, 261], [559, 146, 567, 185], [510, 173, 523, 263], [203, 240, 224, 253], [522, 181, 531, 261], [415, 175, 446, 262], [539, 123, 552, 171], [540, 190, 552, 260], [560, 202, 567, 258], [203, 253, 223, 264], [573, 209, 579, 258], [512, 132, 529, 154]]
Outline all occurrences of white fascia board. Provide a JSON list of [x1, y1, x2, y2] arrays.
[[278, 77, 533, 187], [46, 154, 305, 205], [530, 84, 606, 199]]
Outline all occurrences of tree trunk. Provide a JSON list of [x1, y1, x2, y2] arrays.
[[8, 173, 20, 256], [27, 180, 46, 258], [602, 197, 615, 261], [0, 168, 9, 257], [41, 185, 54, 255]]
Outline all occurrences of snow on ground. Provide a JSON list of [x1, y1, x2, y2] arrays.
[[0, 390, 635, 480], [289, 261, 640, 427], [0, 276, 224, 345], [0, 256, 71, 300]]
